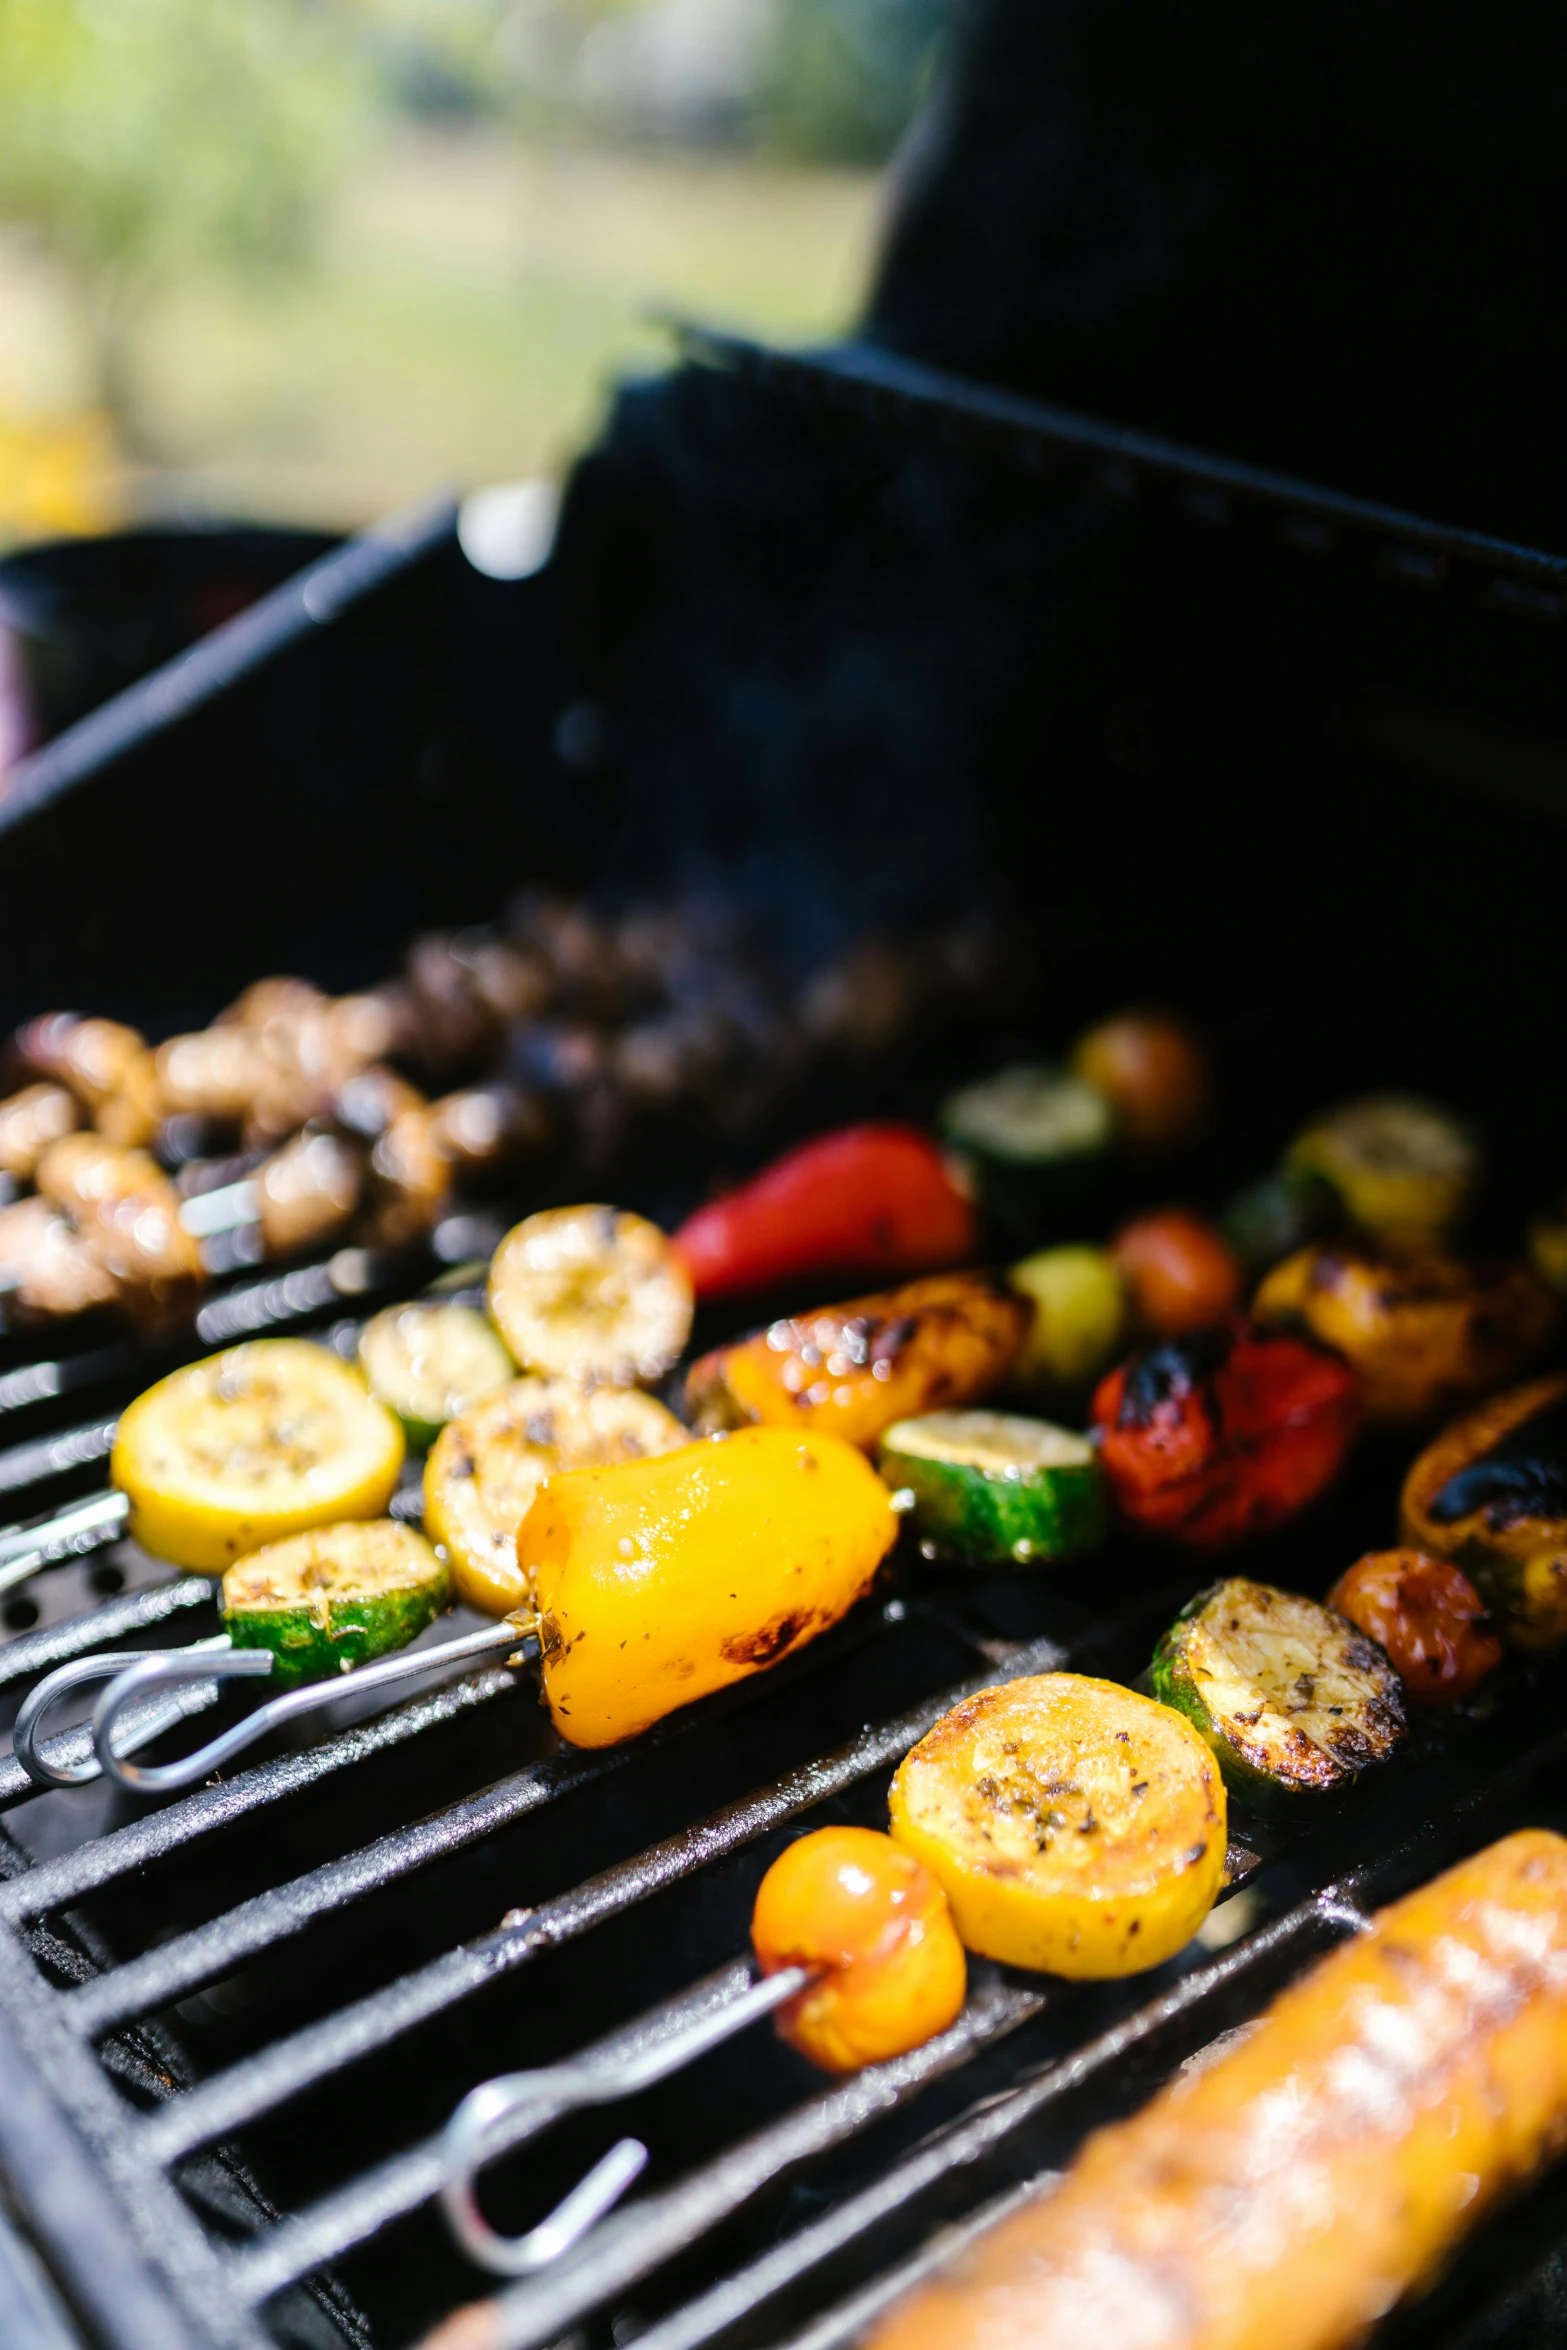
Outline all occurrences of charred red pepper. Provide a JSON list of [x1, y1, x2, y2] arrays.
[[1326, 1550, 1502, 1708], [673, 1124, 976, 1301], [1091, 1322, 1360, 1549]]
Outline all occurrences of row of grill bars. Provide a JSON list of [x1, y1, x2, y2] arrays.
[[0, 1465, 1565, 2350], [0, 1481, 1206, 2350], [0, 1208, 494, 1460], [676, 326, 1567, 619]]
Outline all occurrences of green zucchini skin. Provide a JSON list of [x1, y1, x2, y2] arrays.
[[358, 1300, 514, 1451], [222, 1522, 453, 1688], [879, 1410, 1107, 1566], [1149, 1577, 1405, 1801], [941, 1066, 1112, 1243]]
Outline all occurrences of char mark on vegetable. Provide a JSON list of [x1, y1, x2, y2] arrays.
[[1429, 1393, 1567, 1527]]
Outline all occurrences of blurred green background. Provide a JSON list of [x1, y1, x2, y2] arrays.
[[0, 0, 952, 540]]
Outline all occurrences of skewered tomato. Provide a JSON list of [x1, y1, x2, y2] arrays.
[[686, 1270, 1028, 1452], [518, 1425, 896, 1746], [1071, 1009, 1212, 1151], [674, 1125, 976, 1301], [751, 1827, 966, 2073], [1092, 1323, 1359, 1550], [1326, 1550, 1501, 1707], [1111, 1209, 1241, 1336], [889, 1674, 1226, 1976], [1253, 1241, 1554, 1426]]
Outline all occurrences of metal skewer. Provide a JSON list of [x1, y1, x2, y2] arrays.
[[16, 1618, 538, 1794], [440, 1963, 814, 2275]]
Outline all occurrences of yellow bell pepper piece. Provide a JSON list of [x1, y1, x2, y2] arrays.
[[519, 1427, 897, 1747]]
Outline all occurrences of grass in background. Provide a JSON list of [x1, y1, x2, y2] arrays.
[[112, 131, 883, 527]]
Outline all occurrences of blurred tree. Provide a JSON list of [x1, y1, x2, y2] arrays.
[[0, 0, 365, 454], [761, 0, 951, 162]]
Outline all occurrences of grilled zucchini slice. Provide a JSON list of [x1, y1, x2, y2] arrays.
[[222, 1520, 451, 1687], [878, 1409, 1106, 1565], [1400, 1374, 1567, 1647], [1288, 1094, 1478, 1249], [889, 1673, 1226, 1977], [487, 1205, 693, 1388], [1150, 1577, 1406, 1799], [424, 1376, 689, 1617], [113, 1339, 404, 1572], [358, 1300, 514, 1450], [941, 1065, 1111, 1237]]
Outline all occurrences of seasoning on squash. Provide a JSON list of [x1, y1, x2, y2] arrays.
[[888, 1674, 1227, 1977]]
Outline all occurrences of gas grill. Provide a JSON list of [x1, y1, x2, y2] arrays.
[[3, 103, 1567, 2350]]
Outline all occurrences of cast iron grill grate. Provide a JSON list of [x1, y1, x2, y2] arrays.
[[1, 339, 1567, 2350]]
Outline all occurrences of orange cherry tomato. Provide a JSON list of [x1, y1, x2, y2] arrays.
[[751, 1825, 967, 2074], [1327, 1549, 1502, 1708], [1112, 1209, 1242, 1336], [1073, 1011, 1212, 1150]]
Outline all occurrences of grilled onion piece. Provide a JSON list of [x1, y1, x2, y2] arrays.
[[1150, 1576, 1405, 1798], [113, 1339, 404, 1572], [889, 1674, 1226, 1976], [487, 1205, 693, 1388], [222, 1519, 451, 1687], [687, 1271, 1027, 1453], [359, 1300, 515, 1451], [1401, 1374, 1567, 1646], [865, 1830, 1567, 2350], [1253, 1240, 1554, 1425], [424, 1376, 687, 1617]]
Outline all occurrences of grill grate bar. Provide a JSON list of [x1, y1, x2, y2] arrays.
[[425, 1976, 1046, 2350], [68, 1739, 636, 2036], [0, 1669, 523, 1922], [0, 1575, 215, 1697], [677, 328, 1567, 594], [492, 1715, 1567, 2350], [58, 1597, 905, 2020], [135, 1632, 1070, 2168], [226, 1959, 760, 2307], [0, 1420, 118, 1503]]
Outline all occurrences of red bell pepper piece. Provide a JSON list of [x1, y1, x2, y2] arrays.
[[673, 1124, 977, 1301], [1091, 1321, 1360, 1549]]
